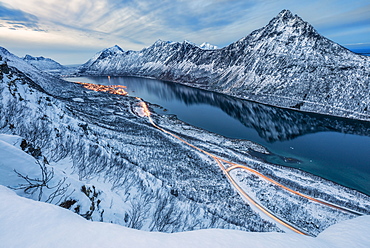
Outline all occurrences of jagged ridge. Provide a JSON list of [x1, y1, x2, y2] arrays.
[[23, 54, 67, 74]]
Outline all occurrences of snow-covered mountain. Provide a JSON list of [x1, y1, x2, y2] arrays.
[[23, 54, 67, 74], [199, 42, 218, 50], [3, 47, 275, 233], [1, 47, 74, 95], [77, 9, 370, 121], [81, 45, 125, 70]]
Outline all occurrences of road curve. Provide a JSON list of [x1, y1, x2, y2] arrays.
[[135, 99, 366, 235], [137, 99, 312, 235], [225, 164, 363, 216]]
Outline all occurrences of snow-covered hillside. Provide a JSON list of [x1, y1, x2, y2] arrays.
[[1, 45, 370, 239], [1, 186, 370, 248], [3, 48, 272, 233], [76, 10, 370, 121]]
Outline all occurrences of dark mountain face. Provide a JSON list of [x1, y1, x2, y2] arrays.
[[77, 10, 370, 121]]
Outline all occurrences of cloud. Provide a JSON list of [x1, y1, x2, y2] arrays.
[[0, 0, 263, 48], [104, 0, 255, 32], [0, 3, 43, 30], [1, 0, 369, 64], [158, 0, 258, 31]]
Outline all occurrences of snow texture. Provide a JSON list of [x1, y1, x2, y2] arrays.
[[0, 48, 281, 233], [1, 185, 370, 248]]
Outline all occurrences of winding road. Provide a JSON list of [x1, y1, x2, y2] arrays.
[[135, 98, 363, 236]]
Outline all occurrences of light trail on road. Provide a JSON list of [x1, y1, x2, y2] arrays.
[[135, 98, 366, 235], [225, 164, 363, 216], [136, 98, 311, 235], [214, 157, 309, 235], [136, 98, 367, 235]]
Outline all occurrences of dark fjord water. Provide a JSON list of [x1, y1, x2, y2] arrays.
[[66, 76, 370, 196]]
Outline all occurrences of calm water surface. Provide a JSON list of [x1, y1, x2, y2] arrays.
[[66, 76, 370, 195]]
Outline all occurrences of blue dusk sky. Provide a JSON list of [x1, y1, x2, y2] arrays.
[[0, 0, 369, 64]]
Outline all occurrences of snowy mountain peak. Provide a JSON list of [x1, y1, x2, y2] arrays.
[[0, 46, 15, 59], [80, 45, 125, 70], [199, 42, 218, 50], [151, 39, 178, 47], [272, 9, 303, 24], [23, 54, 65, 71], [183, 40, 197, 46], [98, 45, 124, 58], [265, 9, 315, 35], [24, 54, 43, 61], [108, 45, 124, 53], [277, 9, 294, 19]]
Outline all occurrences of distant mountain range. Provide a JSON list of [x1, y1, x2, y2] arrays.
[[23, 54, 67, 73], [76, 10, 370, 121]]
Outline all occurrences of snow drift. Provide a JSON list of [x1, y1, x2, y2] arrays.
[[1, 186, 369, 248]]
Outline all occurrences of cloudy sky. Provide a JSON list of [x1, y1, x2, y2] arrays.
[[0, 0, 369, 64]]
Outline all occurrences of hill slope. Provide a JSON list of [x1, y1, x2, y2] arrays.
[[2, 46, 370, 237], [1, 186, 370, 248]]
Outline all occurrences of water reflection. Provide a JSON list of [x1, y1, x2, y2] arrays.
[[112, 76, 370, 142]]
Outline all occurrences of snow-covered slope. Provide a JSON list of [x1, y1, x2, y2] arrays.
[[77, 10, 370, 121], [1, 46, 370, 237], [1, 186, 370, 248], [2, 47, 272, 233], [23, 54, 66, 73], [0, 47, 76, 95]]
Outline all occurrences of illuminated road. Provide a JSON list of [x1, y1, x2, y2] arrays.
[[225, 164, 363, 216], [134, 98, 364, 235], [137, 99, 312, 235]]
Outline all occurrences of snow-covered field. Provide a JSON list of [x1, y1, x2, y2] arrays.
[[1, 185, 370, 248]]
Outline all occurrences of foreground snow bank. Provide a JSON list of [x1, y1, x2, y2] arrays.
[[0, 186, 369, 248]]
